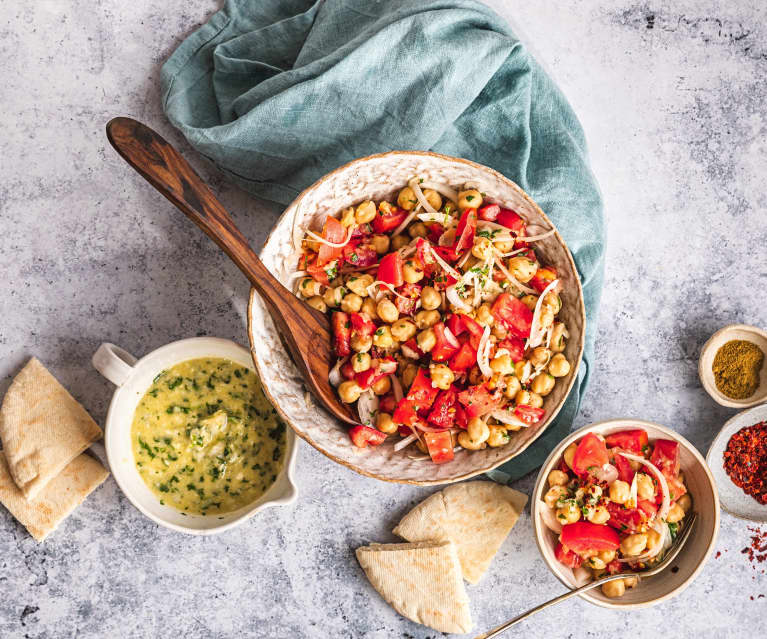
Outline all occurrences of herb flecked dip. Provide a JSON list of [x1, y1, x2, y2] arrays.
[[131, 357, 286, 516]]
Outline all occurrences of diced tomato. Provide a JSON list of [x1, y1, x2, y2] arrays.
[[431, 244, 460, 264], [332, 311, 351, 357], [637, 499, 657, 520], [297, 253, 312, 271], [650, 439, 680, 479], [667, 475, 687, 502], [529, 266, 557, 294], [431, 322, 460, 362], [453, 208, 477, 254], [349, 425, 386, 448], [446, 313, 465, 337], [350, 312, 376, 338], [379, 393, 397, 414], [454, 404, 468, 428], [377, 252, 403, 287], [306, 255, 332, 286], [558, 458, 571, 474], [477, 203, 500, 222], [354, 358, 396, 390], [395, 282, 421, 315], [427, 386, 459, 429], [606, 501, 644, 533], [457, 383, 501, 419], [491, 293, 533, 338], [424, 431, 454, 464], [497, 336, 526, 362], [605, 560, 622, 575], [342, 242, 378, 268], [496, 208, 526, 235], [393, 399, 418, 426], [513, 405, 546, 425], [350, 223, 372, 239], [560, 522, 620, 552], [613, 451, 635, 483], [316, 216, 346, 267], [371, 206, 407, 233], [572, 432, 609, 478], [554, 542, 582, 569], [448, 342, 477, 372], [400, 338, 424, 360], [406, 368, 439, 411], [425, 223, 444, 244], [340, 360, 355, 380], [605, 429, 649, 455]]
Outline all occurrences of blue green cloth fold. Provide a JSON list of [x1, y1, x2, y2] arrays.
[[161, 0, 605, 482]]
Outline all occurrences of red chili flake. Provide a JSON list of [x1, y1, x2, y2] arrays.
[[723, 421, 767, 504], [742, 527, 767, 566], [715, 551, 722, 559]]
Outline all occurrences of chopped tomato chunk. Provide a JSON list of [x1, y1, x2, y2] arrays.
[[316, 216, 346, 267], [491, 293, 533, 338], [395, 282, 421, 315], [606, 501, 644, 534], [477, 203, 500, 221], [378, 393, 397, 414], [605, 429, 649, 455], [427, 386, 459, 429], [406, 368, 440, 411], [613, 451, 636, 484], [530, 266, 557, 294], [306, 255, 333, 286], [350, 312, 376, 338], [332, 311, 351, 357], [554, 542, 582, 569], [453, 208, 477, 254], [424, 431, 454, 464], [496, 208, 526, 235], [371, 206, 407, 233], [349, 425, 386, 448], [650, 439, 680, 479], [571, 432, 609, 478], [431, 322, 460, 362], [377, 252, 404, 287], [513, 404, 545, 424], [342, 241, 377, 268], [497, 336, 526, 362], [457, 383, 501, 418], [560, 521, 620, 552], [448, 342, 476, 372]]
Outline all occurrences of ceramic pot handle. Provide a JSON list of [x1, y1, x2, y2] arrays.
[[92, 343, 138, 386]]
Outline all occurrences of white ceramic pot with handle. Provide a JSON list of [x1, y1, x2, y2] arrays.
[[93, 337, 298, 534]]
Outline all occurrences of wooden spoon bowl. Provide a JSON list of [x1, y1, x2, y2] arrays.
[[105, 117, 357, 426]]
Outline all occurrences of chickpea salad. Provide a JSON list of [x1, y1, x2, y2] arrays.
[[540, 429, 692, 599], [294, 178, 573, 464]]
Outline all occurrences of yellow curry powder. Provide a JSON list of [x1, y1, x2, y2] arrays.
[[712, 339, 764, 399]]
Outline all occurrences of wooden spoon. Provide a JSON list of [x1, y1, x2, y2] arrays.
[[106, 116, 358, 426]]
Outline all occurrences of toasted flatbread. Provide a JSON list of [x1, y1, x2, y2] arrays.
[[356, 540, 472, 634], [0, 450, 108, 541], [393, 480, 528, 584], [0, 358, 102, 500]]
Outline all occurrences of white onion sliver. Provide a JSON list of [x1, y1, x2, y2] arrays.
[[409, 179, 438, 213], [490, 410, 528, 428], [446, 285, 472, 312], [391, 375, 404, 402], [393, 434, 417, 451], [528, 278, 560, 348], [428, 244, 462, 281], [523, 228, 557, 242], [538, 501, 563, 533], [476, 325, 493, 378], [391, 206, 420, 237], [416, 212, 456, 226], [443, 326, 460, 349], [356, 390, 379, 427], [367, 280, 411, 301], [329, 357, 347, 387], [573, 565, 593, 587], [305, 227, 354, 248], [419, 181, 459, 203], [617, 452, 671, 520], [594, 463, 619, 484]]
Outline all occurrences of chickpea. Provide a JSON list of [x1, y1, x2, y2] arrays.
[[466, 417, 490, 444], [376, 298, 399, 324], [635, 473, 656, 501], [391, 319, 417, 342], [514, 360, 530, 380], [371, 375, 391, 395], [548, 354, 571, 378], [666, 502, 685, 523], [355, 200, 377, 224], [515, 389, 533, 406], [350, 333, 372, 353], [503, 375, 521, 399], [416, 328, 436, 353], [458, 430, 486, 451], [609, 480, 631, 505], [548, 469, 569, 487], [306, 296, 327, 312], [360, 297, 377, 319], [397, 186, 418, 211], [471, 237, 493, 261], [588, 506, 610, 525], [485, 355, 511, 378], [402, 259, 424, 283], [487, 426, 510, 447], [352, 352, 372, 373], [323, 286, 346, 308], [550, 322, 569, 353], [520, 294, 538, 312], [391, 234, 410, 250], [539, 307, 555, 329], [531, 373, 555, 397], [414, 309, 440, 329], [601, 579, 625, 599], [373, 326, 394, 348], [543, 291, 562, 314], [495, 240, 515, 252], [422, 188, 442, 211], [556, 501, 581, 524], [377, 412, 397, 434], [563, 443, 578, 469], [340, 293, 363, 313], [623, 576, 638, 589], [586, 556, 606, 570], [338, 380, 363, 403], [371, 234, 390, 254], [646, 527, 662, 550], [508, 257, 538, 283], [340, 207, 356, 227], [620, 533, 648, 557], [474, 303, 494, 327], [528, 392, 544, 408], [492, 323, 508, 340], [346, 274, 373, 297], [598, 549, 616, 564], [529, 347, 551, 368], [430, 364, 454, 390], [408, 222, 428, 238], [543, 486, 568, 509], [677, 493, 692, 513], [298, 277, 323, 298], [413, 286, 439, 312], [457, 189, 483, 210], [401, 364, 418, 389]]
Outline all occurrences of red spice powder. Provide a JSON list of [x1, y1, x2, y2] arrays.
[[723, 421, 767, 504]]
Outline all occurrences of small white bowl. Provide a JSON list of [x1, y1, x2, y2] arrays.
[[698, 324, 767, 408], [706, 403, 767, 522], [92, 337, 297, 534], [532, 419, 719, 608]]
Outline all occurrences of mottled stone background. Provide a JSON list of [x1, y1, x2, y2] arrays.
[[1, 1, 765, 637]]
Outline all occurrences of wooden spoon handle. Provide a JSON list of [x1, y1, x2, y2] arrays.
[[105, 117, 294, 311]]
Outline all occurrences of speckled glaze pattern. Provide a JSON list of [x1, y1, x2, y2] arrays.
[[249, 151, 585, 484], [1, 1, 765, 638]]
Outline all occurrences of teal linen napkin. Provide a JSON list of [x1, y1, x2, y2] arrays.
[[161, 0, 605, 482]]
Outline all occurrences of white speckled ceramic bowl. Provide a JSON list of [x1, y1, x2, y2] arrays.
[[706, 403, 767, 522], [92, 338, 297, 535], [248, 151, 585, 484], [532, 419, 719, 608]]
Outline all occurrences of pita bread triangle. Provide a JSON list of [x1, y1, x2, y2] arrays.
[[393, 480, 528, 584], [0, 357, 102, 500], [355, 540, 472, 634]]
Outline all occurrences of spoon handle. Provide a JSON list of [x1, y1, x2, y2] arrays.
[[105, 117, 294, 311]]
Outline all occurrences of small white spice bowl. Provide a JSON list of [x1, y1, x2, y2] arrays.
[[92, 337, 298, 535], [698, 324, 767, 408]]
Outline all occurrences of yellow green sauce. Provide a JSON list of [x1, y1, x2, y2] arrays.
[[131, 357, 286, 516]]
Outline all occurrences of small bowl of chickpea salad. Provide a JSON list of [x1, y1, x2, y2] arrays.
[[532, 419, 720, 608], [250, 151, 584, 484]]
